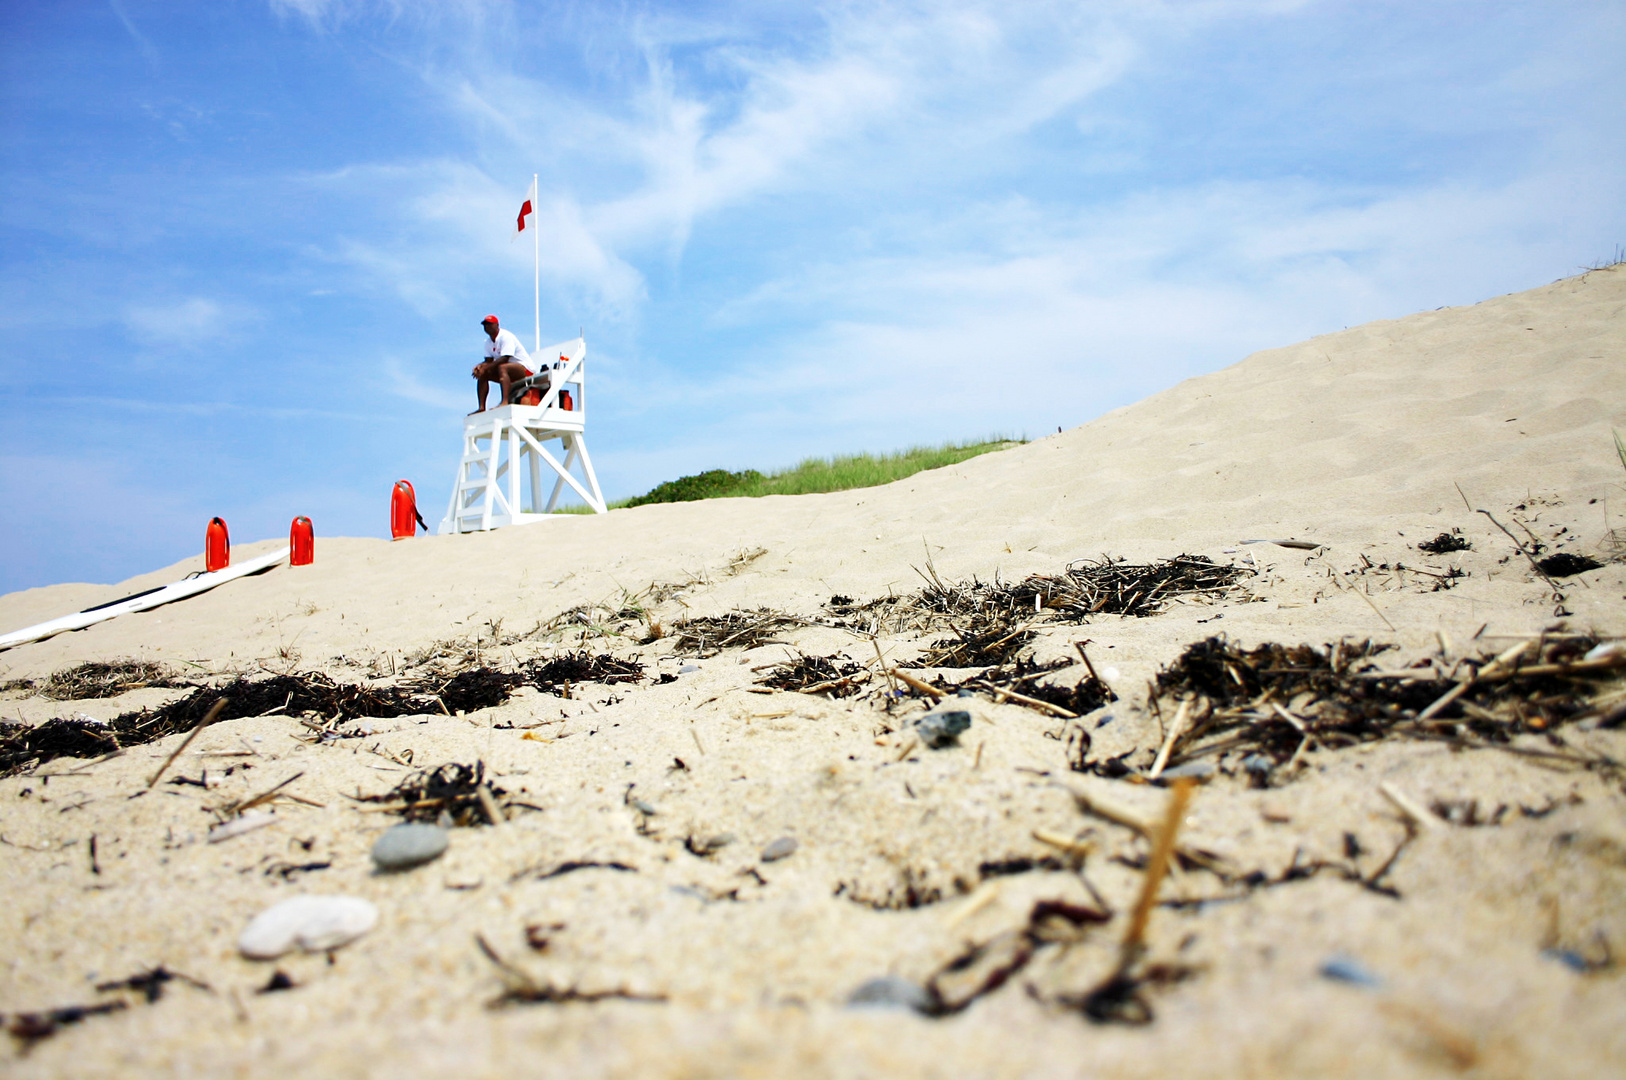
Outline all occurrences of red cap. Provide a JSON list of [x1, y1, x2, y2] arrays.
[[481, 314, 499, 325]]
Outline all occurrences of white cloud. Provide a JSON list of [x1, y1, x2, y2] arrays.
[[123, 296, 259, 349], [382, 354, 466, 411]]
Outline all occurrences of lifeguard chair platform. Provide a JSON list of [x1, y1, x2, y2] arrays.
[[437, 336, 606, 533]]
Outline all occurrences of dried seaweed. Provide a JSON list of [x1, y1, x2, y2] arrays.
[[908, 555, 1248, 626], [979, 657, 1118, 715], [94, 966, 210, 1003], [924, 900, 1111, 1015], [416, 668, 527, 712], [1122, 634, 1626, 777], [920, 616, 1035, 667], [0, 716, 120, 774], [4, 1001, 126, 1048], [1418, 532, 1472, 555], [38, 660, 188, 700], [522, 651, 646, 694], [757, 653, 867, 697], [671, 609, 808, 657], [357, 761, 521, 826], [1537, 553, 1603, 577], [0, 657, 654, 776]]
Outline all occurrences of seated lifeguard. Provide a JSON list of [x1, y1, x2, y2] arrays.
[[471, 314, 541, 413]]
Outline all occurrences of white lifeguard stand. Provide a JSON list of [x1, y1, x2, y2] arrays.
[[437, 336, 607, 534]]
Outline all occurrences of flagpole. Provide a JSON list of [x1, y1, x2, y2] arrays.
[[533, 173, 540, 355]]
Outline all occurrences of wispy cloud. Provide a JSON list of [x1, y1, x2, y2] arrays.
[[382, 354, 466, 411], [107, 0, 160, 68], [123, 296, 260, 349]]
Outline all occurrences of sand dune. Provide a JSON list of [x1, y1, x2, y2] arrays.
[[1, 269, 1622, 1077]]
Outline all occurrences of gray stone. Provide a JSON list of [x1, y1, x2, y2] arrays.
[[760, 836, 798, 862], [371, 823, 449, 871], [847, 975, 934, 1014], [238, 895, 378, 959], [916, 709, 971, 749], [1157, 760, 1215, 782], [1242, 754, 1273, 777], [680, 664, 700, 674], [1318, 954, 1382, 988], [688, 832, 735, 857]]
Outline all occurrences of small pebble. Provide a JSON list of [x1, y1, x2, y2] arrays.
[[680, 664, 700, 674], [689, 832, 735, 856], [1242, 754, 1274, 778], [370, 823, 449, 871], [238, 895, 378, 959], [847, 975, 933, 1014], [630, 798, 658, 816], [760, 836, 798, 862], [1318, 954, 1382, 988], [954, 688, 975, 698], [1156, 760, 1215, 782], [1541, 948, 1592, 973], [916, 709, 971, 749], [208, 811, 278, 844]]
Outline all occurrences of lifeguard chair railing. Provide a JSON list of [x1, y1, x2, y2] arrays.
[[436, 336, 607, 534]]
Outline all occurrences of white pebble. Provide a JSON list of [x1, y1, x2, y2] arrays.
[[208, 811, 278, 844], [238, 895, 378, 959]]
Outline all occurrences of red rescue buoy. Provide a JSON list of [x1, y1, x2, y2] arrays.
[[290, 517, 314, 565], [391, 480, 417, 540], [559, 389, 574, 411], [205, 517, 230, 572]]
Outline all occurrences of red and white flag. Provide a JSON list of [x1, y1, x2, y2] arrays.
[[513, 176, 537, 238]]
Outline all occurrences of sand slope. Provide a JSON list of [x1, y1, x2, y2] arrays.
[[1, 269, 1623, 1078]]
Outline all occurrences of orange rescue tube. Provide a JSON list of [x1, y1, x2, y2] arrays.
[[391, 480, 417, 540], [559, 389, 574, 411], [290, 517, 314, 565], [205, 517, 230, 572]]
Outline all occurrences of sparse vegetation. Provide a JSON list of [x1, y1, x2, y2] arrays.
[[557, 437, 1024, 512]]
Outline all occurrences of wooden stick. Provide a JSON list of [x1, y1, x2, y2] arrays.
[[232, 771, 305, 814], [1120, 778, 1195, 965], [1073, 640, 1102, 682], [1418, 640, 1530, 721], [147, 698, 228, 790], [1032, 828, 1095, 858], [1062, 782, 1230, 874], [890, 669, 946, 698], [981, 681, 1078, 718], [1148, 699, 1190, 779], [477, 783, 507, 826], [1379, 781, 1441, 831]]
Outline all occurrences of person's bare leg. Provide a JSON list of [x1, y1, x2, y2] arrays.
[[472, 361, 498, 413]]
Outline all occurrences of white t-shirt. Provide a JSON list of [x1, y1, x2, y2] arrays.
[[483, 327, 532, 367]]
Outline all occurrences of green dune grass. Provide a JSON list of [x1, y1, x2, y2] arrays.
[[558, 437, 1024, 513]]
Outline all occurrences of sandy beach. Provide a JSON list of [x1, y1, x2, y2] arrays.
[[1, 267, 1623, 1078]]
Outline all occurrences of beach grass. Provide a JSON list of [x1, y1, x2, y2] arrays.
[[556, 436, 1024, 513]]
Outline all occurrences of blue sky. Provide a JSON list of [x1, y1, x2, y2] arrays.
[[2, 0, 1622, 594]]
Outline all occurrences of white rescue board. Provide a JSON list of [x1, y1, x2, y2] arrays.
[[0, 547, 290, 651]]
